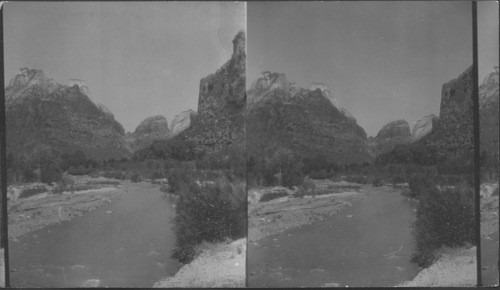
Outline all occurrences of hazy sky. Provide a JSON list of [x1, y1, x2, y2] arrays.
[[478, 1, 499, 82], [248, 1, 476, 137], [4, 2, 245, 132]]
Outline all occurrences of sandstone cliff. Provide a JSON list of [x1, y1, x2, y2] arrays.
[[178, 31, 246, 154], [422, 66, 474, 159], [479, 67, 499, 163]]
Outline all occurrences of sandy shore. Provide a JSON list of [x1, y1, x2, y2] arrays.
[[248, 181, 367, 242], [154, 238, 246, 288], [399, 246, 477, 287]]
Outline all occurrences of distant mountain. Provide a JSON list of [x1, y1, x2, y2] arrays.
[[126, 115, 170, 152], [6, 68, 130, 160], [170, 109, 197, 137], [479, 66, 499, 163], [178, 31, 246, 155], [368, 119, 411, 157], [247, 72, 371, 165], [419, 66, 474, 160]]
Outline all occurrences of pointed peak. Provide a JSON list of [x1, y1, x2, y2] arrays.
[[232, 30, 246, 58]]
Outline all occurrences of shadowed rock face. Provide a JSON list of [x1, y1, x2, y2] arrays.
[[422, 66, 474, 159], [127, 115, 170, 152], [412, 114, 439, 141], [179, 31, 246, 154], [6, 68, 130, 160], [170, 110, 197, 137], [368, 120, 412, 157], [479, 67, 499, 161], [247, 72, 371, 165]]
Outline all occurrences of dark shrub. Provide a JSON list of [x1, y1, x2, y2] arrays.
[[171, 179, 246, 263], [67, 165, 94, 176], [282, 162, 304, 188], [167, 168, 193, 194], [492, 187, 499, 196], [392, 174, 406, 186], [345, 175, 368, 184], [372, 177, 383, 187], [408, 173, 435, 198], [19, 186, 47, 198], [130, 172, 141, 183], [259, 190, 288, 202], [411, 182, 475, 267], [309, 169, 332, 180], [150, 170, 164, 180]]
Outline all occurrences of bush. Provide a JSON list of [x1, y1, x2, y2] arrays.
[[372, 177, 383, 187], [171, 179, 246, 263], [408, 173, 435, 198], [167, 168, 193, 194], [67, 165, 94, 176], [345, 175, 368, 184], [309, 169, 332, 180], [492, 187, 499, 196], [292, 179, 316, 198], [411, 182, 475, 267], [282, 163, 304, 188], [392, 174, 406, 186], [130, 172, 141, 183], [19, 185, 47, 198], [259, 190, 288, 202]]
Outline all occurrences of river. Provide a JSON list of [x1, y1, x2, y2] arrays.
[[248, 186, 420, 287], [9, 181, 180, 287]]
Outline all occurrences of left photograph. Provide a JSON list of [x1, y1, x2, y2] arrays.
[[3, 2, 246, 288]]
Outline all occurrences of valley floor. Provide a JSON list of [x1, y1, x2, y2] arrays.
[[154, 238, 246, 288], [7, 175, 123, 239]]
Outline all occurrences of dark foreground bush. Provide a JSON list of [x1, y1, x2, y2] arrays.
[[411, 182, 475, 267], [171, 179, 246, 263]]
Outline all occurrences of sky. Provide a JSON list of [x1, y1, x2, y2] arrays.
[[4, 2, 245, 132], [478, 1, 499, 82], [248, 1, 476, 137]]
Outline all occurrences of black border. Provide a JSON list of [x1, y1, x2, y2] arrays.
[[0, 3, 10, 288]]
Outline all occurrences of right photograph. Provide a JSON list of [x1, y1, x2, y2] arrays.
[[479, 0, 499, 287], [247, 1, 478, 287]]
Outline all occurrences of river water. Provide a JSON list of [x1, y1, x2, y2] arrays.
[[248, 187, 420, 287], [9, 181, 180, 287]]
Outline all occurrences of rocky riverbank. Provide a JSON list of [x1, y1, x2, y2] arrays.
[[154, 238, 245, 288], [7, 175, 124, 239], [248, 180, 367, 242]]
